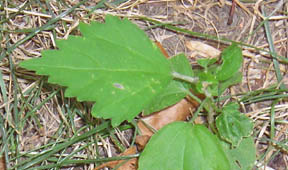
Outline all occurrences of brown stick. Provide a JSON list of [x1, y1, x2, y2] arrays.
[[227, 0, 236, 25]]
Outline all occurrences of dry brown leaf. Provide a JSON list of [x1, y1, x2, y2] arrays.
[[0, 155, 6, 170], [135, 135, 150, 151], [136, 97, 200, 148], [93, 146, 137, 170], [186, 41, 221, 58]]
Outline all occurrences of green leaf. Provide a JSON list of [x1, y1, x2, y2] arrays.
[[197, 58, 217, 70], [194, 71, 242, 97], [216, 103, 253, 147], [194, 70, 218, 96], [143, 54, 193, 115], [218, 71, 242, 95], [193, 44, 243, 96], [142, 81, 188, 115], [216, 44, 243, 81], [170, 54, 194, 80], [208, 71, 242, 96], [222, 137, 256, 170], [139, 122, 232, 170], [20, 15, 172, 126]]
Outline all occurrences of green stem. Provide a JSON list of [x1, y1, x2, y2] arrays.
[[190, 97, 208, 124], [172, 72, 198, 84], [204, 98, 217, 132]]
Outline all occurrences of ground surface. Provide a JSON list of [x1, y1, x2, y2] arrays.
[[0, 0, 288, 170]]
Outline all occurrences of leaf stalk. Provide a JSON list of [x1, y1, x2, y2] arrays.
[[172, 71, 198, 84]]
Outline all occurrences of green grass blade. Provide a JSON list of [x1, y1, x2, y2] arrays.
[[262, 6, 286, 90], [139, 16, 288, 64], [0, 0, 89, 61], [15, 121, 110, 169]]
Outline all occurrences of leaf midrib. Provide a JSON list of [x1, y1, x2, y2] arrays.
[[32, 64, 171, 75]]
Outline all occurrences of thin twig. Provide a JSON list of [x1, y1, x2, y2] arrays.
[[4, 7, 74, 22]]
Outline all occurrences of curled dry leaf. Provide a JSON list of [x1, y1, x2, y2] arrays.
[[94, 146, 137, 170], [136, 97, 200, 149], [186, 41, 221, 58], [186, 41, 254, 59]]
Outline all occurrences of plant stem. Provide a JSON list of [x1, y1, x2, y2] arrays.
[[172, 72, 198, 84], [190, 97, 208, 124]]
